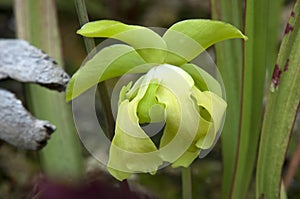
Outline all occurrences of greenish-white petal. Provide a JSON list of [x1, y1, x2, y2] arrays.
[[192, 89, 227, 149], [107, 98, 162, 180], [108, 76, 168, 180], [181, 63, 223, 97], [171, 148, 200, 168], [171, 113, 213, 167], [66, 44, 151, 101], [137, 82, 165, 123], [163, 19, 247, 64], [77, 20, 168, 63], [142, 65, 199, 163]]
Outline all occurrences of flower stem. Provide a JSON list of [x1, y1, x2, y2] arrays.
[[74, 0, 96, 54], [182, 167, 192, 199], [74, 0, 115, 139]]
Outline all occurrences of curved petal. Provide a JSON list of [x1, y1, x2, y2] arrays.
[[107, 100, 162, 181], [77, 20, 168, 63], [66, 44, 151, 101], [171, 115, 212, 167], [108, 78, 164, 180], [181, 63, 223, 97], [152, 65, 225, 166], [157, 86, 201, 165], [191, 89, 227, 149], [163, 19, 247, 64], [171, 88, 226, 166], [136, 82, 165, 123], [77, 20, 137, 37], [143, 65, 200, 164]]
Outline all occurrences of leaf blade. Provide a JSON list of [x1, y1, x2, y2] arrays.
[[257, 1, 300, 198]]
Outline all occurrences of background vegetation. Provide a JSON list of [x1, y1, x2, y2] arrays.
[[0, 0, 299, 199]]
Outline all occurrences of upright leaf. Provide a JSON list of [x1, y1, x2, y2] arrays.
[[257, 1, 300, 198], [228, 0, 285, 198], [210, 1, 243, 198]]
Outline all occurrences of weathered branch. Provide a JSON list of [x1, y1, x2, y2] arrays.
[[0, 39, 69, 91], [0, 39, 71, 150], [0, 89, 55, 150]]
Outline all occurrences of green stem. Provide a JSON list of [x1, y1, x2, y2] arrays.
[[73, 1, 131, 192], [74, 0, 115, 139], [74, 0, 96, 54], [182, 167, 192, 199]]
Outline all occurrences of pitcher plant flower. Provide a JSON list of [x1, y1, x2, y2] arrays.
[[66, 19, 247, 181]]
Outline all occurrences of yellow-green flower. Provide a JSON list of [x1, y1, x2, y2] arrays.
[[66, 19, 247, 181], [107, 64, 227, 180]]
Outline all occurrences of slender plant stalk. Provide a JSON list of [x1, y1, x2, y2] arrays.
[[74, 0, 131, 192], [210, 0, 243, 198], [257, 1, 300, 198], [14, 0, 83, 181], [74, 0, 115, 139], [74, 0, 96, 53], [182, 167, 192, 199]]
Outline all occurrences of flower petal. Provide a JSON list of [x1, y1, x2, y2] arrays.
[[107, 99, 162, 181], [108, 64, 227, 180], [108, 77, 165, 180], [142, 65, 200, 163], [66, 44, 151, 101], [181, 63, 223, 97], [192, 89, 227, 149], [136, 82, 165, 123], [163, 19, 247, 64], [77, 20, 168, 63]]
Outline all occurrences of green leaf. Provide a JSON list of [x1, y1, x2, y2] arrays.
[[257, 1, 300, 198], [77, 20, 167, 63], [162, 19, 247, 64], [231, 0, 285, 197], [210, 0, 244, 198], [66, 44, 152, 101]]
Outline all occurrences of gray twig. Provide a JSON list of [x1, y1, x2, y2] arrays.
[[0, 89, 55, 150], [0, 39, 69, 91], [0, 39, 71, 149]]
